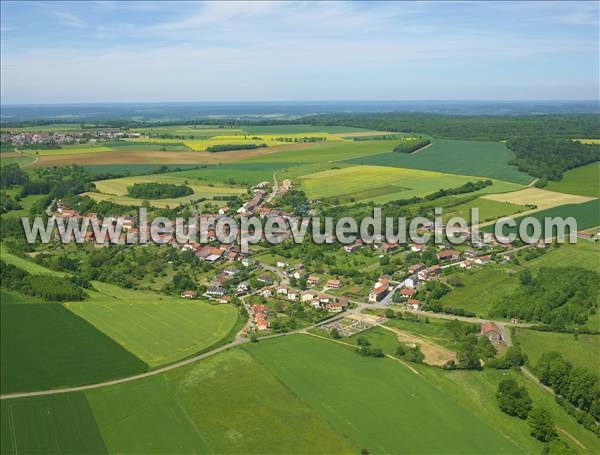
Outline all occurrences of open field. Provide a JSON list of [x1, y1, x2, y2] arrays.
[[546, 162, 600, 198], [28, 146, 115, 156], [246, 334, 521, 454], [482, 187, 595, 210], [485, 199, 600, 235], [1, 302, 148, 393], [439, 265, 521, 316], [82, 163, 205, 176], [166, 347, 356, 453], [0, 154, 36, 167], [87, 376, 209, 454], [88, 173, 245, 207], [169, 161, 293, 186], [418, 367, 600, 454], [526, 240, 600, 272], [66, 287, 238, 367], [299, 165, 504, 203], [133, 125, 246, 139], [0, 393, 107, 455], [343, 139, 534, 184], [513, 328, 600, 370], [241, 124, 377, 134], [0, 246, 65, 276], [442, 197, 529, 224]]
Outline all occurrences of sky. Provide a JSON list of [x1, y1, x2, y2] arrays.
[[1, 1, 598, 104]]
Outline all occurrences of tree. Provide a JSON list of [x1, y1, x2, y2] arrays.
[[357, 336, 370, 346], [504, 345, 528, 368], [496, 378, 532, 419], [457, 343, 482, 370], [330, 328, 341, 339], [528, 408, 557, 442], [384, 308, 395, 319]]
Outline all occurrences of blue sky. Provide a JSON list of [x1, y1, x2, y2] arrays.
[[1, 1, 598, 104]]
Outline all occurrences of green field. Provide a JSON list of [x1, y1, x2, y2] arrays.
[[442, 197, 529, 224], [0, 154, 36, 167], [66, 286, 238, 366], [1, 246, 65, 276], [485, 199, 600, 235], [1, 393, 107, 455], [246, 334, 521, 454], [82, 163, 205, 176], [87, 376, 208, 454], [169, 161, 293, 186], [240, 124, 375, 134], [32, 146, 116, 156], [1, 194, 46, 218], [1, 302, 148, 393], [547, 162, 600, 198], [513, 328, 600, 370], [439, 265, 522, 316], [525, 240, 600, 272], [167, 347, 356, 453], [343, 139, 534, 184], [298, 165, 508, 203]]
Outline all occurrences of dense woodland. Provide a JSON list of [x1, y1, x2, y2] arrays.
[[127, 182, 193, 199], [393, 139, 431, 153], [491, 267, 599, 327], [206, 143, 266, 152]]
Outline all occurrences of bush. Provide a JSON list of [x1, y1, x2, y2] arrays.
[[496, 378, 532, 419]]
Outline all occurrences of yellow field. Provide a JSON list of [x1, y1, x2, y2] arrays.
[[481, 187, 595, 209], [574, 139, 600, 144]]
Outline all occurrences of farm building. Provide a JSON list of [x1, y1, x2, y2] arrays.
[[479, 322, 504, 344], [180, 290, 198, 299], [326, 279, 342, 289]]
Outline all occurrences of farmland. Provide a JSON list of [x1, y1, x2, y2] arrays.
[[442, 197, 529, 224], [0, 393, 107, 455], [66, 285, 238, 366], [1, 302, 148, 393], [482, 187, 595, 210], [298, 165, 509, 203], [546, 162, 600, 198], [343, 139, 534, 184], [86, 376, 209, 454], [246, 334, 521, 454]]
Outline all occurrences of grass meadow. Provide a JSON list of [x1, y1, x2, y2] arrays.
[[547, 162, 600, 198], [513, 328, 600, 370], [442, 197, 529, 224], [343, 139, 534, 184], [246, 334, 521, 454]]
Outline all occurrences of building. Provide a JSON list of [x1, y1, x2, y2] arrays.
[[399, 288, 416, 299], [257, 273, 273, 285], [301, 290, 316, 302], [480, 322, 504, 344], [437, 250, 461, 261], [180, 290, 197, 299], [206, 285, 225, 297], [343, 244, 360, 253], [326, 279, 342, 289], [326, 302, 344, 313], [307, 275, 321, 286], [255, 313, 269, 331], [368, 277, 390, 303]]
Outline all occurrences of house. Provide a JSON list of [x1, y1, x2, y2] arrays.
[[255, 313, 269, 331], [236, 283, 249, 296], [437, 249, 461, 261], [410, 243, 427, 252], [195, 245, 213, 259], [218, 207, 230, 216], [260, 289, 272, 298], [319, 294, 330, 304], [407, 299, 422, 310], [408, 263, 426, 274], [502, 253, 514, 262], [380, 242, 400, 253], [257, 273, 273, 285], [474, 255, 492, 265], [240, 257, 253, 267], [417, 265, 441, 281], [479, 322, 504, 344], [206, 285, 225, 297], [310, 298, 322, 309], [326, 279, 342, 289], [251, 304, 269, 314], [343, 243, 360, 253], [276, 260, 288, 268], [460, 258, 476, 269], [180, 290, 197, 299], [336, 296, 350, 308], [276, 286, 288, 295], [307, 275, 321, 287], [205, 248, 225, 262], [401, 276, 418, 289], [368, 277, 390, 303], [287, 290, 298, 300], [326, 302, 344, 313], [223, 267, 239, 276], [301, 290, 316, 302], [399, 288, 416, 299]]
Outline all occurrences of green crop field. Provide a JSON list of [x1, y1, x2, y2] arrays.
[[484, 199, 600, 235], [246, 334, 521, 454], [87, 376, 208, 454], [167, 347, 356, 453], [1, 393, 107, 455], [442, 197, 529, 224], [343, 139, 534, 184], [1, 302, 147, 393], [547, 162, 600, 198], [169, 161, 293, 186], [526, 240, 600, 272], [0, 155, 36, 167], [513, 328, 600, 370], [82, 163, 205, 176], [32, 146, 116, 156], [299, 165, 493, 203], [0, 289, 44, 304], [1, 246, 65, 276], [65, 288, 238, 367]]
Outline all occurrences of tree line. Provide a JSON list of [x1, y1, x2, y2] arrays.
[[127, 182, 193, 199]]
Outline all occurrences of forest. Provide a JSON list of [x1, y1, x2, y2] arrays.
[[127, 182, 193, 199]]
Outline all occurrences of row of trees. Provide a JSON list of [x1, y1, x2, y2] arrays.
[[0, 260, 86, 301], [206, 143, 266, 152], [393, 139, 431, 153], [127, 182, 193, 199]]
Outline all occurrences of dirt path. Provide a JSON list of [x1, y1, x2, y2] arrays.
[[410, 142, 433, 154]]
